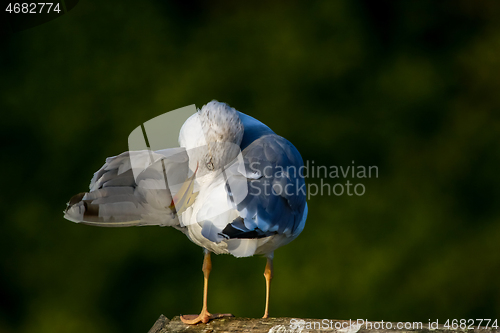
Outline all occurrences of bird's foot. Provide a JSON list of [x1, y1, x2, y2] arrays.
[[262, 313, 269, 319], [180, 310, 233, 325]]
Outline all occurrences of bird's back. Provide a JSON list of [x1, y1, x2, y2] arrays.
[[182, 111, 308, 257]]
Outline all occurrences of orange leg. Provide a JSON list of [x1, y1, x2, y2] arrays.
[[262, 256, 273, 319], [181, 251, 233, 325]]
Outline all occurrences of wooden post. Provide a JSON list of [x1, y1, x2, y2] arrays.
[[148, 315, 499, 333]]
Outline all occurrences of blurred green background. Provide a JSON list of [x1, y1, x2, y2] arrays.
[[1, 1, 500, 332]]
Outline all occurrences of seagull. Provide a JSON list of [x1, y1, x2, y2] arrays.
[[64, 101, 308, 324]]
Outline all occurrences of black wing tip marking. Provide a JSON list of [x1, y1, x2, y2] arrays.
[[65, 192, 101, 220], [218, 217, 277, 240], [67, 192, 86, 210]]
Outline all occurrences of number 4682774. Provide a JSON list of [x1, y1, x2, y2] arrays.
[[6, 3, 61, 14], [444, 319, 498, 330]]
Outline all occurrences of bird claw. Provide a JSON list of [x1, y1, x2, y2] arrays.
[[180, 311, 233, 325]]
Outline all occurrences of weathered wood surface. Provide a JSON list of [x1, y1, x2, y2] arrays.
[[148, 315, 499, 333]]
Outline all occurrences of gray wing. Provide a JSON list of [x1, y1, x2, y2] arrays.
[[219, 134, 307, 239], [64, 148, 190, 227]]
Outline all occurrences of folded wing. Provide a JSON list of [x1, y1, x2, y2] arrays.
[[200, 134, 307, 243], [64, 148, 191, 227]]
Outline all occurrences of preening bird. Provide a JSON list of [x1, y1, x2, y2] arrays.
[[64, 101, 308, 324]]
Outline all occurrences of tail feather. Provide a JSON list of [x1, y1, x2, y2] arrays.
[[64, 148, 192, 227]]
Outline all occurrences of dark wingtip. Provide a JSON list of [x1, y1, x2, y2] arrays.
[[220, 217, 276, 239], [65, 192, 101, 221], [65, 192, 86, 212]]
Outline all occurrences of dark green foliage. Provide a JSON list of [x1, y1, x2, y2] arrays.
[[1, 1, 499, 332]]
